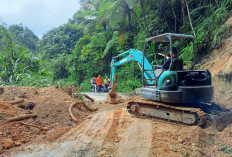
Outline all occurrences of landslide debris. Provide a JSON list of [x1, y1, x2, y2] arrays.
[[0, 85, 95, 155]]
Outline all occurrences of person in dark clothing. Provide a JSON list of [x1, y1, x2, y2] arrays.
[[161, 47, 177, 70]]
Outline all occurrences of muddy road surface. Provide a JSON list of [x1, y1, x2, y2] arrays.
[[12, 107, 155, 157], [11, 101, 231, 157], [82, 92, 108, 102], [2, 90, 231, 157]]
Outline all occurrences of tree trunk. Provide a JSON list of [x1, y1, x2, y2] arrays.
[[181, 0, 186, 26], [126, 5, 134, 48], [171, 1, 177, 32], [157, 1, 171, 31], [131, 11, 150, 35], [185, 0, 196, 37], [139, 0, 151, 36]]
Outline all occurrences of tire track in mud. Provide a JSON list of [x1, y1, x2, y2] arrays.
[[12, 108, 153, 157], [100, 109, 153, 157], [102, 110, 121, 144], [114, 117, 153, 157], [13, 110, 115, 157]]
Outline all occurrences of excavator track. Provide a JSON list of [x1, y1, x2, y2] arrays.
[[127, 99, 232, 131], [127, 99, 206, 126]]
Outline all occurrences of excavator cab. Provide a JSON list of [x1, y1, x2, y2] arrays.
[[143, 33, 193, 84], [141, 33, 213, 104]]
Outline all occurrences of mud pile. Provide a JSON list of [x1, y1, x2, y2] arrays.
[[0, 85, 92, 154], [105, 92, 123, 104]]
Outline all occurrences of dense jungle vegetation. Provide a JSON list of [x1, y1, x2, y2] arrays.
[[0, 0, 231, 92]]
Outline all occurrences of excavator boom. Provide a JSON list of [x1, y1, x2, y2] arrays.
[[110, 49, 155, 87]]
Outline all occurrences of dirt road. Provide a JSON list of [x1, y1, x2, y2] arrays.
[[11, 105, 230, 157], [12, 108, 154, 157], [4, 90, 231, 157], [82, 92, 108, 102]]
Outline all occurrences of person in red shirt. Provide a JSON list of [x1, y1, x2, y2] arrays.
[[96, 75, 102, 93]]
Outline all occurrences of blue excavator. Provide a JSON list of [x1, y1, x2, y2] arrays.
[[110, 33, 232, 131]]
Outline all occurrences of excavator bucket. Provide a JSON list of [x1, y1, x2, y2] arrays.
[[213, 111, 232, 131], [198, 103, 232, 131], [106, 75, 123, 104], [209, 109, 232, 131], [109, 75, 117, 98]]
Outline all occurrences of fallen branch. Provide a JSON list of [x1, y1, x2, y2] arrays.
[[73, 88, 81, 100], [79, 101, 98, 111], [71, 85, 75, 99], [8, 114, 37, 122], [19, 122, 49, 131], [83, 94, 94, 102], [69, 101, 98, 122], [69, 102, 81, 122], [19, 122, 41, 129], [6, 99, 24, 105]]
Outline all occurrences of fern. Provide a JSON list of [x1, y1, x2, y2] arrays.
[[190, 5, 211, 15], [101, 37, 118, 58]]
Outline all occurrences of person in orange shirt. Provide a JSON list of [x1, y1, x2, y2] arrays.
[[96, 75, 102, 93]]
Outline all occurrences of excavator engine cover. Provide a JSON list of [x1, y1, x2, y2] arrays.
[[158, 71, 178, 90]]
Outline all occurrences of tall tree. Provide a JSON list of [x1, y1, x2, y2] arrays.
[[39, 23, 83, 59], [9, 24, 39, 52]]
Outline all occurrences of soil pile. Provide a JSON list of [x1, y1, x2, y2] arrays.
[[0, 85, 93, 155], [105, 92, 123, 104]]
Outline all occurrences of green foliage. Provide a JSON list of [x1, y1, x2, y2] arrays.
[[220, 144, 232, 155], [184, 0, 232, 54], [1, 0, 232, 91], [38, 23, 84, 81], [64, 0, 232, 92], [184, 152, 190, 157], [101, 31, 119, 58], [80, 79, 92, 92], [179, 43, 193, 68], [67, 32, 108, 84], [212, 26, 229, 48], [116, 63, 142, 93], [40, 0, 232, 90], [0, 27, 38, 84], [51, 54, 69, 79], [39, 23, 83, 58], [0, 112, 5, 119], [9, 24, 39, 52], [117, 77, 141, 93], [0, 25, 53, 87], [54, 76, 77, 89]]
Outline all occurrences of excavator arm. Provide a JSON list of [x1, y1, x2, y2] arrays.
[[110, 49, 155, 86]]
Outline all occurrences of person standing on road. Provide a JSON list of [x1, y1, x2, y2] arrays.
[[93, 77, 97, 93], [91, 77, 97, 92], [96, 75, 102, 93], [104, 76, 109, 89], [91, 77, 95, 91]]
